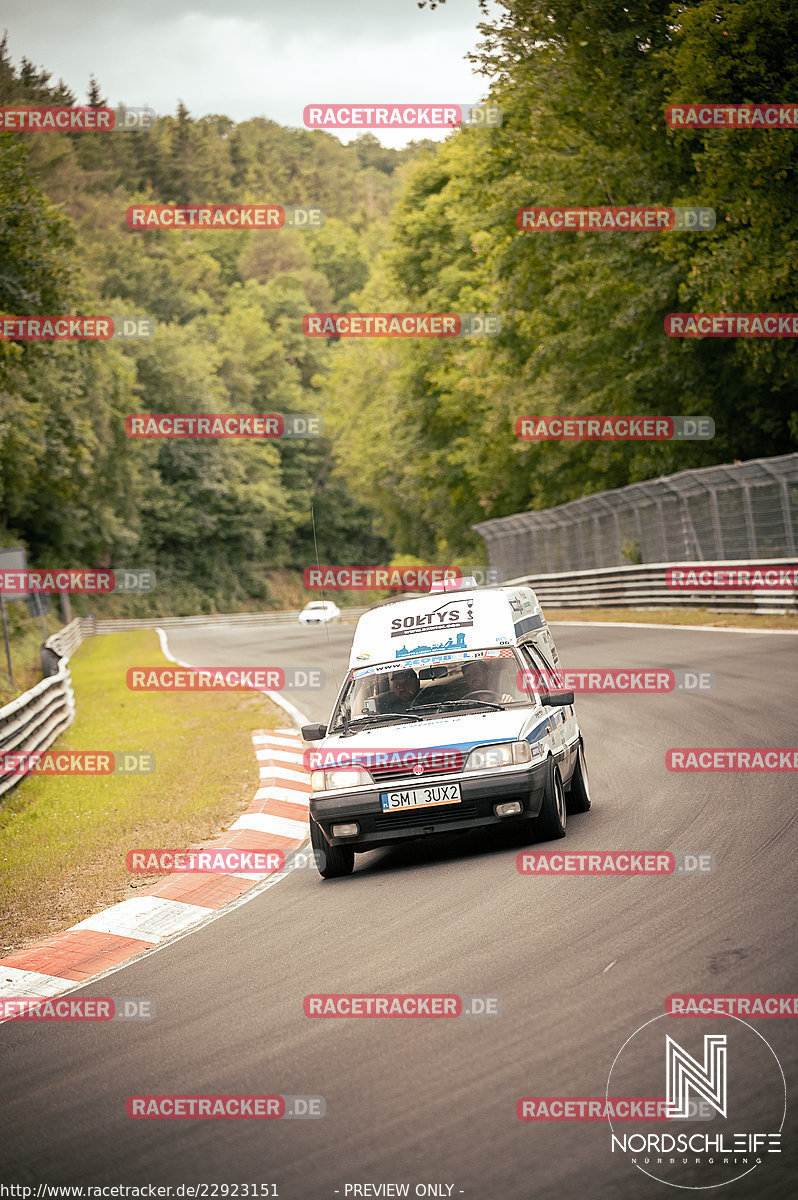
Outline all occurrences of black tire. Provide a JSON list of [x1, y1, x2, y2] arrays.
[[566, 742, 591, 814], [309, 815, 355, 879], [528, 761, 567, 842]]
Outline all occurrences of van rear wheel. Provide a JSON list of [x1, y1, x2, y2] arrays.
[[566, 742, 591, 814], [309, 815, 355, 879]]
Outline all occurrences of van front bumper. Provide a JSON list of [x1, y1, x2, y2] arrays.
[[309, 759, 551, 851]]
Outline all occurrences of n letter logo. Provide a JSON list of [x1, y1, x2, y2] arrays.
[[666, 1034, 727, 1118]]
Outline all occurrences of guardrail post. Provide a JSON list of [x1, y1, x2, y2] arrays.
[[0, 593, 13, 687]]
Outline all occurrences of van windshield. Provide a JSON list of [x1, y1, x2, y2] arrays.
[[330, 650, 531, 731]]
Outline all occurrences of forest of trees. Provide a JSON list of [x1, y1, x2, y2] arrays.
[[0, 35, 416, 610], [322, 0, 798, 558], [1, 0, 796, 605]]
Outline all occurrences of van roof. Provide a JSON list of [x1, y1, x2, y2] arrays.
[[348, 586, 546, 670]]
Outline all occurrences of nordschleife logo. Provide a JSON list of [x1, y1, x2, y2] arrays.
[[606, 1012, 786, 1189]]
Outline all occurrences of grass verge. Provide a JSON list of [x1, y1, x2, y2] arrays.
[[543, 606, 798, 630], [0, 629, 282, 955]]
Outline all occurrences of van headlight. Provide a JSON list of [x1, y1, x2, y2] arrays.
[[463, 741, 532, 771], [311, 767, 373, 791]]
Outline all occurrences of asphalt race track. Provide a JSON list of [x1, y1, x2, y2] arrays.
[[1, 619, 797, 1198]]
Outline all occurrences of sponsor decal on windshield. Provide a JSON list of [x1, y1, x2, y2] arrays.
[[352, 648, 507, 678]]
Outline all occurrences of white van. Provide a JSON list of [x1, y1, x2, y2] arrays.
[[301, 578, 590, 877]]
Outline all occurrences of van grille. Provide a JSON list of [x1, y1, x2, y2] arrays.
[[375, 801, 480, 830], [369, 755, 464, 784]]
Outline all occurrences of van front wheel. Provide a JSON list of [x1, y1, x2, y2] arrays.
[[528, 762, 567, 842]]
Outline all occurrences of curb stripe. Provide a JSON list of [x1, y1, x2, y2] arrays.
[[258, 765, 309, 782], [257, 749, 306, 765], [254, 785, 310, 805], [232, 812, 309, 839], [0, 722, 311, 996], [69, 896, 214, 942], [0, 965, 79, 999], [200, 828, 301, 851], [138, 872, 258, 907], [256, 775, 312, 793], [0, 929, 155, 983], [250, 795, 310, 816]]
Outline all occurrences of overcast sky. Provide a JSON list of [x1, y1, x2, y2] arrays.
[[2, 0, 501, 148]]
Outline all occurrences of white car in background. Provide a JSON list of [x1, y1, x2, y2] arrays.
[[298, 600, 342, 625]]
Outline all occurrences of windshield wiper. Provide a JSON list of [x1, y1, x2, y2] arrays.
[[333, 711, 422, 736], [410, 699, 506, 713]]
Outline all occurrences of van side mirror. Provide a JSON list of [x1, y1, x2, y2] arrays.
[[301, 723, 327, 740], [543, 690, 574, 707]]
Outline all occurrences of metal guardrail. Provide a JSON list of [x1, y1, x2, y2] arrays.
[[46, 617, 85, 658], [83, 609, 368, 634], [0, 619, 82, 799], [507, 560, 798, 613]]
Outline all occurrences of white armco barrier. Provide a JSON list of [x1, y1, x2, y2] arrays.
[[505, 560, 798, 613], [0, 618, 83, 798]]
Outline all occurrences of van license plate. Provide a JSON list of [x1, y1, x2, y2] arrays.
[[380, 784, 461, 812]]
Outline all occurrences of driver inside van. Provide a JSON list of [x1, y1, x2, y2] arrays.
[[459, 659, 514, 704], [376, 669, 421, 713]]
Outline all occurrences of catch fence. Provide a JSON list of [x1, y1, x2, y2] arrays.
[[474, 454, 798, 579]]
